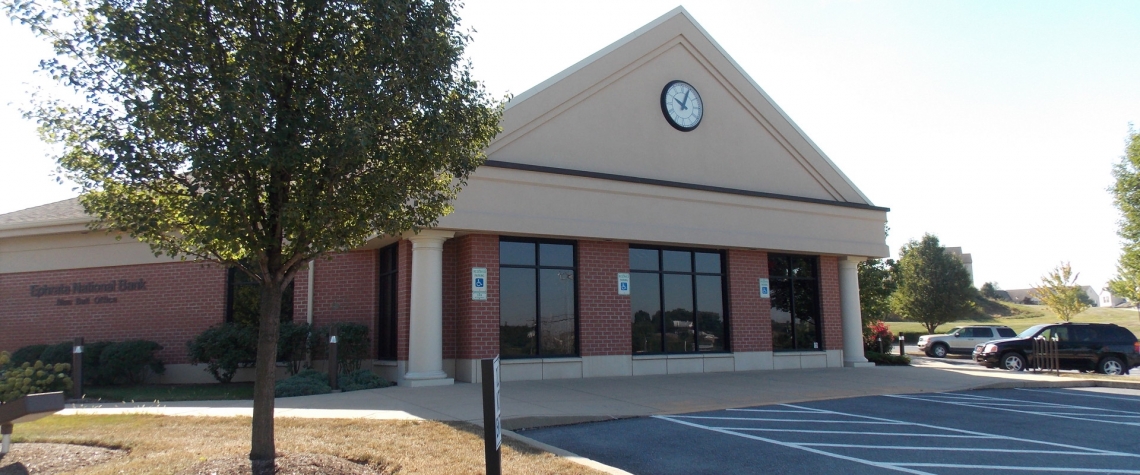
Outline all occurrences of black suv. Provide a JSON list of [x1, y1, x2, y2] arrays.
[[973, 323, 1140, 375]]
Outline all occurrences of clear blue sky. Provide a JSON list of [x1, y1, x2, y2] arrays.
[[2, 0, 1138, 293]]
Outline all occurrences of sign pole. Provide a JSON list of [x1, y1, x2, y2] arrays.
[[481, 357, 501, 475], [72, 337, 84, 399]]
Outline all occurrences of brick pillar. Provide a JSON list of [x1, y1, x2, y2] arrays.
[[578, 240, 631, 356], [819, 256, 844, 351], [456, 234, 500, 360], [726, 249, 770, 352]]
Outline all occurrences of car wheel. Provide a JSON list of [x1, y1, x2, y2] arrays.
[[931, 343, 948, 358], [1001, 352, 1026, 371], [1098, 356, 1125, 375]]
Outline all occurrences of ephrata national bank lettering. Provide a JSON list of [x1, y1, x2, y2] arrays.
[[29, 279, 147, 306]]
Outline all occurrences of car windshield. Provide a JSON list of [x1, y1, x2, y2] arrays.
[[1017, 325, 1049, 338]]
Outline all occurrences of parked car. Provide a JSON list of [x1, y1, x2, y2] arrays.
[[972, 323, 1140, 375], [917, 325, 1017, 358]]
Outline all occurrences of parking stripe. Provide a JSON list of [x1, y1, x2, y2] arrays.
[[722, 428, 995, 438], [672, 415, 905, 424], [887, 394, 1140, 428], [654, 415, 937, 475], [1017, 388, 1140, 403], [894, 463, 1140, 473], [798, 444, 1134, 456]]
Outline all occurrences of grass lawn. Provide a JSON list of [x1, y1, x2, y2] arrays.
[[888, 301, 1140, 336], [81, 383, 254, 402], [9, 414, 604, 474]]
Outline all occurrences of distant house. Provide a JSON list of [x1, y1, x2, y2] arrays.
[[944, 247, 974, 285], [1004, 288, 1038, 305], [1101, 291, 1126, 308], [1079, 286, 1100, 307]]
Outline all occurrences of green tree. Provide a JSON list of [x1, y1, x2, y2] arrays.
[[1032, 262, 1090, 322], [890, 234, 975, 333], [980, 281, 1000, 299], [858, 258, 896, 323], [6, 0, 501, 469], [1110, 128, 1140, 319]]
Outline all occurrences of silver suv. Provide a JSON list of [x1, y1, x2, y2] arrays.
[[917, 325, 1017, 358]]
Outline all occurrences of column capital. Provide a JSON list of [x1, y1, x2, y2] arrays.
[[838, 256, 869, 266], [404, 230, 455, 248]]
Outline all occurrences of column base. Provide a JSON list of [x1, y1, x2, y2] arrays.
[[844, 361, 877, 368], [402, 377, 455, 387]]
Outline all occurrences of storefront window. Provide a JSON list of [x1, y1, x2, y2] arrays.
[[499, 239, 577, 357], [377, 244, 399, 360], [769, 254, 820, 351], [631, 247, 726, 354], [226, 267, 293, 326]]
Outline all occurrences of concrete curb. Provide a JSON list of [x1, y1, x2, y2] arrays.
[[503, 429, 634, 475]]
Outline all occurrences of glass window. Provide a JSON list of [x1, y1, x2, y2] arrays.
[[499, 238, 577, 357], [630, 247, 728, 354], [377, 244, 399, 359], [769, 254, 821, 351], [227, 267, 293, 327]]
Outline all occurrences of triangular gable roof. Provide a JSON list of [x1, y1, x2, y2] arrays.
[[482, 6, 877, 207]]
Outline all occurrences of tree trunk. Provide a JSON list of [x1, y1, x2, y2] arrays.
[[250, 278, 284, 472]]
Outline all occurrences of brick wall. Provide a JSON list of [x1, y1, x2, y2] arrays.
[[308, 250, 378, 357], [819, 255, 843, 350], [453, 234, 499, 359], [397, 239, 412, 361], [0, 261, 226, 364], [577, 240, 631, 356], [441, 239, 458, 360], [726, 249, 770, 352]]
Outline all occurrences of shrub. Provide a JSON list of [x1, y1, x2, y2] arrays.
[[339, 369, 391, 392], [99, 340, 165, 385], [863, 320, 894, 354], [9, 344, 49, 366], [81, 341, 115, 385], [310, 322, 371, 372], [0, 352, 73, 403], [274, 369, 331, 398], [39, 341, 74, 366], [865, 351, 910, 366], [277, 321, 312, 375], [187, 324, 257, 383]]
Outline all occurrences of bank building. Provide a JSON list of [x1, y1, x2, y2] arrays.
[[0, 7, 889, 386]]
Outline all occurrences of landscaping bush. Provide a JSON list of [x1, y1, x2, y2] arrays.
[[865, 351, 910, 366], [9, 344, 49, 366], [310, 322, 371, 372], [81, 341, 115, 385], [0, 351, 73, 403], [863, 320, 894, 354], [339, 369, 391, 392], [98, 340, 165, 385], [38, 341, 74, 365], [277, 321, 312, 375], [274, 369, 331, 397], [187, 323, 257, 383]]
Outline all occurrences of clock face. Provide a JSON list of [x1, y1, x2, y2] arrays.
[[661, 80, 703, 131]]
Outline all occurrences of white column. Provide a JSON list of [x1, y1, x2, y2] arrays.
[[403, 230, 455, 387], [839, 257, 875, 368]]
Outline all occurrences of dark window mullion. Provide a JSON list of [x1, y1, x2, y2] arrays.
[[690, 251, 700, 352], [533, 245, 542, 356]]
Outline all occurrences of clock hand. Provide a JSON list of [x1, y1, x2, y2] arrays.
[[680, 89, 691, 110]]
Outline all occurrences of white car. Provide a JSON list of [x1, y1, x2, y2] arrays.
[[917, 326, 1017, 358]]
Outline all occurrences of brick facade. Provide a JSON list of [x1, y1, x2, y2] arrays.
[[451, 234, 499, 359], [0, 261, 227, 364], [307, 250, 378, 357], [726, 249, 770, 352], [819, 255, 843, 350], [577, 240, 631, 356], [396, 239, 412, 361]]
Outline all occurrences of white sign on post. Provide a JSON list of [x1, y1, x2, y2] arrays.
[[472, 267, 488, 301], [758, 278, 770, 299], [617, 273, 630, 295]]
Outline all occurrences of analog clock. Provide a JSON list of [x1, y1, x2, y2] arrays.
[[661, 80, 703, 131]]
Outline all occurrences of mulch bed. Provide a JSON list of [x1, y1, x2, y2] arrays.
[[0, 443, 126, 474]]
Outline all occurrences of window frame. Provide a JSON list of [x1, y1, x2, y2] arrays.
[[768, 253, 822, 352], [629, 245, 730, 355], [498, 237, 580, 359], [376, 243, 399, 360]]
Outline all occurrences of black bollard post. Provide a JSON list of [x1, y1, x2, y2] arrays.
[[72, 337, 84, 399], [899, 335, 905, 356], [877, 337, 883, 354], [328, 326, 339, 391]]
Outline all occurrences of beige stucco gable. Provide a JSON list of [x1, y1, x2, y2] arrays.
[[486, 7, 871, 205]]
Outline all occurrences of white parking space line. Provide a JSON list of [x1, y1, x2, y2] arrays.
[[655, 397, 1140, 475], [1037, 412, 1140, 418], [887, 394, 1140, 428], [654, 415, 937, 475], [940, 392, 1140, 415], [1017, 387, 1140, 403]]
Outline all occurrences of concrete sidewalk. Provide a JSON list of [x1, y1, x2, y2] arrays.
[[59, 363, 1139, 428]]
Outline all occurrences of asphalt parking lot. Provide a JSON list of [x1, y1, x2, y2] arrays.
[[521, 387, 1140, 474]]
